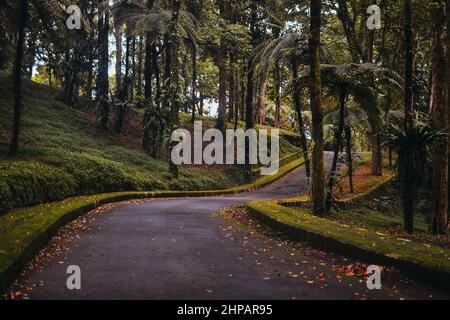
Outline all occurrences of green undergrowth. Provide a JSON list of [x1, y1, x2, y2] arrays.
[[329, 207, 428, 234], [0, 71, 299, 213], [247, 200, 450, 274]]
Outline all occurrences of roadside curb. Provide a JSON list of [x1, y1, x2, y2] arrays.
[[246, 200, 450, 293]]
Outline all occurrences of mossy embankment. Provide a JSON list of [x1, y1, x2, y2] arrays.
[[0, 71, 299, 213]]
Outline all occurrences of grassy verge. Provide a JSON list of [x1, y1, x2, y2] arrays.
[[246, 200, 450, 292], [0, 157, 304, 293]]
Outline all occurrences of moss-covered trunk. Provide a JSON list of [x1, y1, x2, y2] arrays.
[[326, 88, 346, 212], [291, 57, 310, 181], [430, 0, 448, 235], [309, 0, 326, 216]]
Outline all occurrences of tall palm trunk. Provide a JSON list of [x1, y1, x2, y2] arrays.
[[9, 0, 28, 156], [403, 0, 415, 233], [273, 27, 281, 128], [257, 78, 267, 125], [291, 57, 310, 181], [97, 1, 110, 130], [430, 0, 448, 235], [143, 0, 154, 154], [345, 125, 354, 193], [446, 0, 450, 230], [191, 41, 197, 122], [168, 0, 182, 177], [274, 63, 281, 127], [370, 133, 382, 175], [233, 60, 240, 130], [216, 1, 227, 133], [153, 44, 161, 105], [216, 48, 227, 133], [228, 52, 235, 123], [115, 24, 122, 97], [326, 88, 346, 212], [246, 6, 256, 131], [137, 36, 143, 97], [309, 0, 326, 216], [115, 35, 131, 133], [130, 36, 136, 102]]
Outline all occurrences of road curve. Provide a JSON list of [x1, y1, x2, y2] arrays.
[[9, 153, 448, 300]]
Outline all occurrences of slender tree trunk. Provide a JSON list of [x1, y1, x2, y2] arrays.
[[9, 0, 28, 156], [27, 35, 35, 78], [137, 36, 143, 98], [273, 26, 281, 128], [345, 125, 354, 193], [370, 133, 382, 175], [228, 52, 235, 122], [130, 36, 136, 102], [240, 60, 246, 121], [115, 24, 122, 97], [86, 52, 94, 99], [233, 59, 240, 130], [430, 0, 448, 235], [291, 57, 311, 181], [257, 78, 267, 125], [365, 20, 383, 175], [403, 0, 415, 233], [153, 44, 161, 106], [168, 0, 182, 177], [309, 0, 326, 216], [326, 88, 346, 212], [246, 6, 256, 131], [97, 1, 110, 130], [446, 0, 450, 231], [115, 35, 131, 133], [199, 95, 204, 116], [144, 40, 153, 103], [142, 7, 155, 153], [216, 48, 227, 133], [274, 63, 281, 127], [182, 59, 189, 113], [191, 41, 197, 122]]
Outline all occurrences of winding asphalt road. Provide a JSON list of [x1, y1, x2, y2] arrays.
[[10, 153, 449, 300]]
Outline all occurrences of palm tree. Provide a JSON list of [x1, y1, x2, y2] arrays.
[[8, 0, 28, 156], [253, 33, 312, 181], [296, 63, 402, 211], [309, 0, 326, 216], [384, 116, 447, 233], [324, 101, 378, 194]]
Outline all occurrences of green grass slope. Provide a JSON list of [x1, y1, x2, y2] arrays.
[[0, 72, 299, 213]]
